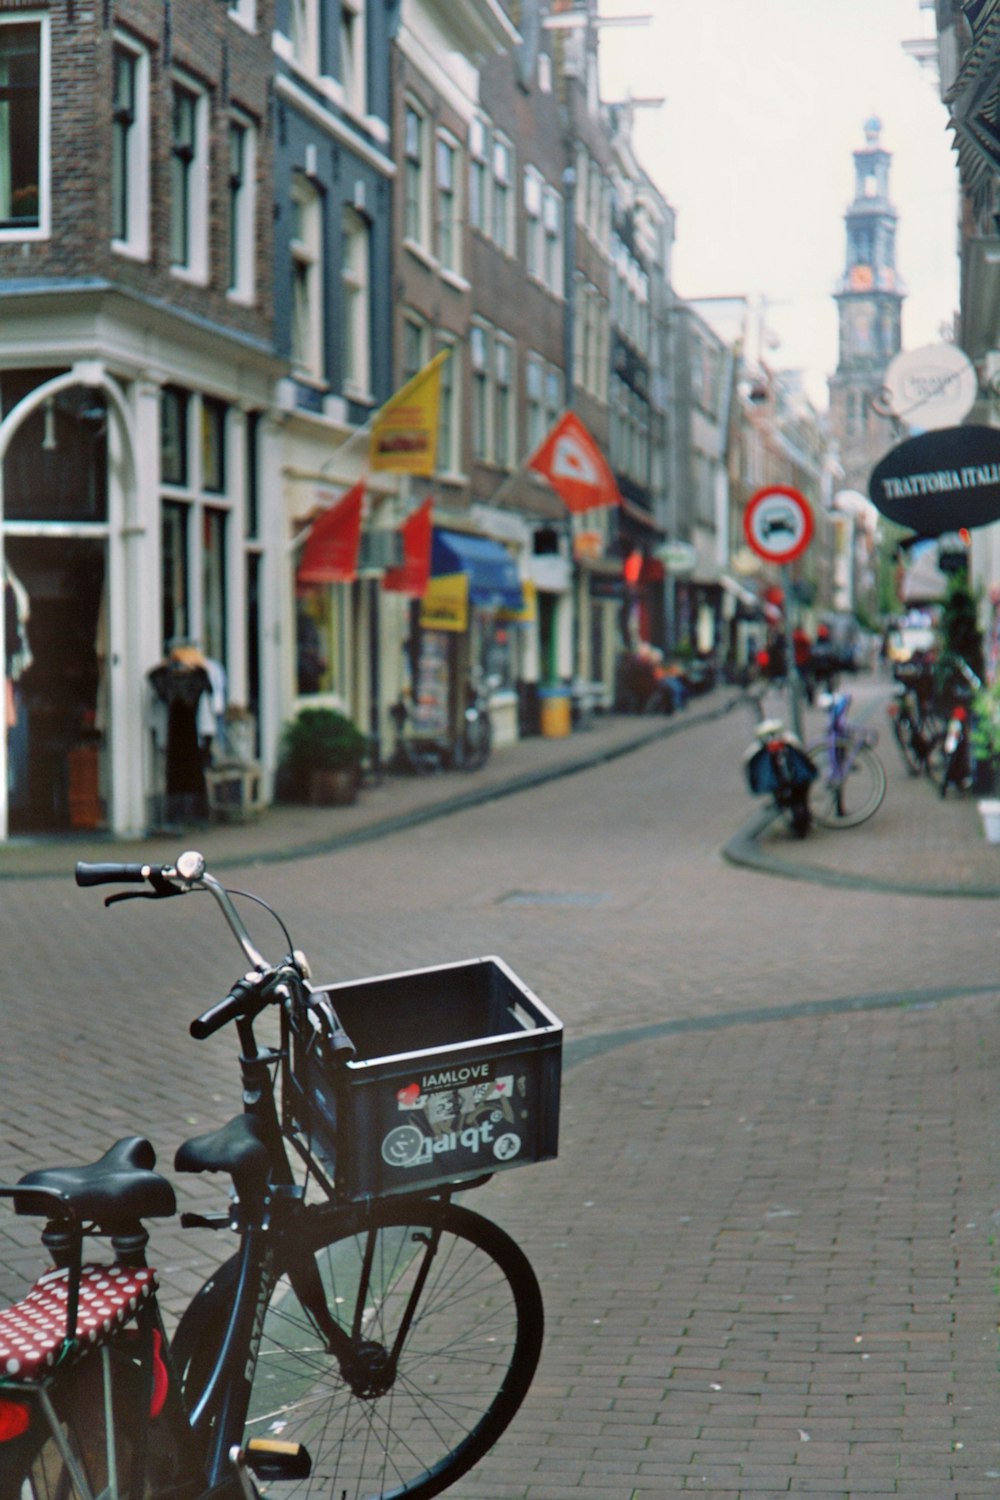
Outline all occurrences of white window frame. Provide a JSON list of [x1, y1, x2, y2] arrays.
[[227, 111, 256, 303], [525, 352, 544, 455], [494, 333, 514, 471], [524, 165, 542, 279], [469, 114, 489, 234], [470, 321, 491, 463], [289, 0, 320, 77], [227, 0, 257, 30], [341, 205, 371, 399], [339, 0, 366, 118], [0, 11, 50, 242], [436, 129, 461, 275], [491, 132, 512, 254], [542, 186, 562, 295], [170, 73, 209, 283], [436, 333, 460, 476], [291, 172, 325, 383], [403, 100, 430, 252], [111, 32, 150, 261]]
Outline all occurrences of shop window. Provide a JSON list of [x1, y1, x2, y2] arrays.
[[1, 373, 108, 522], [161, 386, 189, 486], [480, 619, 516, 693], [295, 584, 339, 696], [161, 499, 190, 647], [201, 397, 227, 494], [202, 507, 227, 665], [0, 18, 46, 236]]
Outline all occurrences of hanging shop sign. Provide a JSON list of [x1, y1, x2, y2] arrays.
[[879, 344, 978, 431], [419, 572, 468, 632], [743, 485, 813, 565], [868, 425, 1000, 534], [654, 540, 698, 575]]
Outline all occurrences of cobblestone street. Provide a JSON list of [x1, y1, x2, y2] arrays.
[[2, 678, 999, 1497]]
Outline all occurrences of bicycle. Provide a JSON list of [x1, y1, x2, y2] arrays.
[[450, 674, 492, 772], [0, 850, 561, 1500], [806, 690, 886, 828], [886, 659, 946, 779], [934, 656, 981, 798]]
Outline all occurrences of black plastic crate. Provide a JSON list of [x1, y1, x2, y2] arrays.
[[283, 957, 562, 1202]]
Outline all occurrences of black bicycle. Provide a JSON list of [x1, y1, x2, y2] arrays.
[[887, 660, 946, 779], [0, 852, 561, 1500]]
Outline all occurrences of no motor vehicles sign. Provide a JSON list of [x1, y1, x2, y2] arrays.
[[744, 485, 813, 565]]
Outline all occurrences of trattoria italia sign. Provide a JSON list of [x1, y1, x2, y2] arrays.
[[869, 425, 1000, 534]]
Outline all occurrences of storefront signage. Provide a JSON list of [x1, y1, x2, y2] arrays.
[[744, 485, 813, 564], [868, 425, 1000, 534], [880, 344, 977, 430], [419, 572, 468, 632], [655, 540, 698, 575]]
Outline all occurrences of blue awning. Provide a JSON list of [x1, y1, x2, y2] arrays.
[[431, 530, 523, 611]]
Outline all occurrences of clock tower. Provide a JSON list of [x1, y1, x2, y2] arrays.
[[828, 118, 905, 495]]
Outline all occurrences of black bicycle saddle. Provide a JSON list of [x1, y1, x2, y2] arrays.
[[15, 1136, 177, 1223]]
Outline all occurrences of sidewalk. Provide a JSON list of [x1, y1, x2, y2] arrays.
[[3, 675, 999, 895]]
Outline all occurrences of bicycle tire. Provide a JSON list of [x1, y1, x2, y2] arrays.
[[456, 713, 492, 772], [890, 710, 922, 776], [807, 738, 886, 828], [173, 1197, 543, 1500]]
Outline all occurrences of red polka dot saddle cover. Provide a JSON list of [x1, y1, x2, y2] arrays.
[[0, 1263, 157, 1382]]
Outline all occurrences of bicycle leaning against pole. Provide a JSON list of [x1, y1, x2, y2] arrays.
[[0, 850, 561, 1500], [806, 689, 886, 828]]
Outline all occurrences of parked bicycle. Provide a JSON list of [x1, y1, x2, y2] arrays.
[[734, 688, 816, 839], [935, 656, 981, 798], [0, 851, 561, 1500], [887, 658, 945, 780], [389, 674, 493, 775], [807, 690, 886, 828]]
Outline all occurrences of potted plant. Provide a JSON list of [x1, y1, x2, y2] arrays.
[[970, 677, 1000, 836], [278, 707, 367, 806]]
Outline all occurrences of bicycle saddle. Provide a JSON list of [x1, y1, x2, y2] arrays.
[[174, 1112, 270, 1197], [15, 1136, 177, 1223]]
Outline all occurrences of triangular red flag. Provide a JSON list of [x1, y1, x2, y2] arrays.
[[382, 497, 433, 596], [527, 411, 622, 513], [297, 480, 365, 584]]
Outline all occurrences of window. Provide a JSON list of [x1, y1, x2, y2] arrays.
[[170, 79, 207, 279], [436, 133, 460, 273], [525, 353, 544, 455], [112, 39, 149, 256], [402, 315, 428, 385], [524, 167, 542, 278], [227, 115, 256, 301], [161, 386, 189, 486], [228, 0, 257, 28], [291, 173, 324, 381], [494, 335, 514, 469], [339, 0, 365, 116], [492, 134, 512, 253], [341, 206, 370, 397], [201, 398, 227, 494], [436, 336, 458, 474], [542, 187, 562, 294], [289, 0, 319, 74], [162, 500, 190, 648], [0, 18, 46, 235], [404, 103, 428, 248], [470, 323, 489, 462], [202, 507, 228, 664], [469, 115, 488, 233]]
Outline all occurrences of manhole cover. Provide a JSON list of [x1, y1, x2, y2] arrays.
[[498, 890, 610, 907]]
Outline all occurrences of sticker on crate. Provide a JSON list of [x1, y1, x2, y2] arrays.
[[380, 1066, 529, 1172]]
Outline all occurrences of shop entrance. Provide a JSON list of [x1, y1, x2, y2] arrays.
[[5, 536, 107, 834]]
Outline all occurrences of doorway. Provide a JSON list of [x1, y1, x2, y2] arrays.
[[5, 536, 107, 834]]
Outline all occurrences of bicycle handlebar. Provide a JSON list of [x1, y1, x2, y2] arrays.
[[76, 861, 165, 887], [190, 972, 269, 1040]]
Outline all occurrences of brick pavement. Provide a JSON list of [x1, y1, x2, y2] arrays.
[[2, 676, 1000, 1499]]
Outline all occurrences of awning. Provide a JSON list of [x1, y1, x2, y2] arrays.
[[431, 530, 523, 611]]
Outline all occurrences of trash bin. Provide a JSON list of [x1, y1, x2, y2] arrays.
[[539, 686, 571, 738]]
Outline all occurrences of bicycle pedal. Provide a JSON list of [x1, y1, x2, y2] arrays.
[[245, 1439, 312, 1480]]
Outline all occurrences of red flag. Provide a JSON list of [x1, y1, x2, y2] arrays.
[[297, 480, 365, 584], [382, 497, 433, 596], [527, 411, 622, 513]]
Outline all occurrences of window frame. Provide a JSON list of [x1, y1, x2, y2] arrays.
[[0, 12, 50, 241], [403, 100, 429, 251], [170, 74, 209, 282], [227, 111, 256, 303], [491, 132, 513, 254], [339, 0, 366, 117], [435, 129, 461, 275], [111, 36, 150, 258], [290, 171, 325, 384], [341, 204, 371, 399]]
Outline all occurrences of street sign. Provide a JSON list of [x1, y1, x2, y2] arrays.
[[655, 540, 698, 575], [743, 485, 813, 564]]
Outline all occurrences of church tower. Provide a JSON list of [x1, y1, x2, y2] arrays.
[[827, 118, 905, 496]]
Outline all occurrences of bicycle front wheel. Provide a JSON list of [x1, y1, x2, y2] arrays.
[[178, 1197, 543, 1500], [889, 709, 922, 776], [807, 737, 886, 828]]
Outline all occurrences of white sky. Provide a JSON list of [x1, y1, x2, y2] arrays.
[[596, 0, 960, 410]]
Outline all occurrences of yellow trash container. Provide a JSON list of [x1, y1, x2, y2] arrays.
[[539, 687, 571, 738]]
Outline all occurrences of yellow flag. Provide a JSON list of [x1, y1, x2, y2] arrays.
[[370, 350, 449, 475]]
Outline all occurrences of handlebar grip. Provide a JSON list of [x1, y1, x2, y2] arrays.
[[190, 973, 263, 1040], [75, 861, 155, 887]]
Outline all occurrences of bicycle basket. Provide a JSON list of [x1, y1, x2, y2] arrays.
[[282, 957, 562, 1203]]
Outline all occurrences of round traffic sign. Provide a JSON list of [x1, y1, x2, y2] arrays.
[[744, 485, 813, 564]]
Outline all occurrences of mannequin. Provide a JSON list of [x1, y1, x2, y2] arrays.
[[148, 644, 213, 824]]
